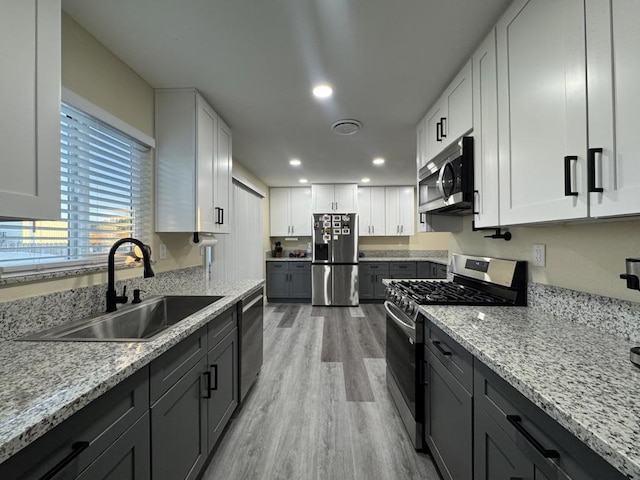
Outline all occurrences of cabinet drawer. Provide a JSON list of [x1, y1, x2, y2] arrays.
[[360, 262, 389, 274], [425, 321, 473, 393], [389, 262, 416, 276], [474, 361, 626, 480], [266, 262, 286, 271], [0, 368, 149, 480], [290, 261, 311, 271], [208, 304, 237, 352], [150, 326, 207, 403]]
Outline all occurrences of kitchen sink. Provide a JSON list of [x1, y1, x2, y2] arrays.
[[18, 295, 224, 342]]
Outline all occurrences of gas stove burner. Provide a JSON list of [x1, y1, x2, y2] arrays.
[[393, 280, 511, 306]]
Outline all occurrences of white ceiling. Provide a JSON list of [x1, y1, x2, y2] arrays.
[[61, 0, 512, 188]]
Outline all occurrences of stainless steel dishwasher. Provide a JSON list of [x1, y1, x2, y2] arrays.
[[239, 288, 264, 403]]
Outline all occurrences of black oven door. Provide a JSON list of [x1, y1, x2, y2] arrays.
[[385, 301, 416, 417]]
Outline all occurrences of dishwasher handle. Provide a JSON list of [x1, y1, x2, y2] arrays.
[[243, 293, 264, 313]]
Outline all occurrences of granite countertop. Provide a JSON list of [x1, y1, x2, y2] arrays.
[[359, 256, 448, 264], [421, 304, 640, 479], [265, 256, 312, 261], [0, 279, 264, 464]]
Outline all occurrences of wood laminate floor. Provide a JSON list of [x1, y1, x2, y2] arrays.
[[201, 303, 439, 480]]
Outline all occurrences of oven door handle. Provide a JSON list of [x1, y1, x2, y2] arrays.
[[384, 301, 416, 340]]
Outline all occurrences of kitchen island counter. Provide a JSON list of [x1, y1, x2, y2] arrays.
[[421, 304, 640, 479], [0, 279, 264, 464]]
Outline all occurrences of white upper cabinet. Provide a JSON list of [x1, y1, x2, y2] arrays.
[[269, 187, 312, 236], [497, 0, 588, 225], [472, 29, 500, 228], [0, 0, 61, 221], [358, 187, 386, 236], [425, 60, 473, 161], [156, 89, 232, 234], [311, 184, 358, 213], [214, 118, 233, 233], [586, 0, 640, 218], [416, 116, 428, 171], [385, 187, 415, 236]]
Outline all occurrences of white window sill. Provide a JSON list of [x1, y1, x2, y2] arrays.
[[0, 260, 149, 287]]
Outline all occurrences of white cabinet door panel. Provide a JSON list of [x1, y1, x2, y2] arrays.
[[311, 185, 335, 213], [334, 184, 358, 212], [473, 29, 500, 228], [196, 99, 216, 234], [370, 187, 386, 236], [0, 0, 60, 220], [397, 187, 415, 236], [498, 0, 588, 225], [444, 60, 473, 143], [290, 187, 312, 236], [269, 188, 290, 236], [214, 118, 232, 233], [587, 0, 640, 218]]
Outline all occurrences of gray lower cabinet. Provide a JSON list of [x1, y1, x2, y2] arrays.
[[207, 327, 239, 452], [0, 368, 150, 480], [359, 262, 389, 300], [389, 261, 417, 279], [424, 348, 472, 480], [151, 355, 208, 480], [474, 361, 626, 480], [417, 261, 447, 279], [266, 261, 311, 300], [76, 413, 151, 480]]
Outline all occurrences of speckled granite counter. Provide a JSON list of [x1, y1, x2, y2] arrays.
[[0, 279, 264, 464], [420, 304, 640, 479], [359, 256, 447, 264], [265, 257, 311, 261]]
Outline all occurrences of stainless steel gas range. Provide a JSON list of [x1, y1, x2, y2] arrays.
[[384, 254, 527, 450]]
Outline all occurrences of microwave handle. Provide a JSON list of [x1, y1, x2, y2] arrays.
[[437, 160, 452, 200]]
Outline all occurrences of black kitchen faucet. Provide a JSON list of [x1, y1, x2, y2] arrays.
[[106, 238, 154, 312]]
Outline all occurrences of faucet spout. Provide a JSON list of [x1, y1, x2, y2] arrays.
[[106, 238, 155, 313]]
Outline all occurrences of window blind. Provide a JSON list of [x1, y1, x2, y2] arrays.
[[0, 103, 152, 276]]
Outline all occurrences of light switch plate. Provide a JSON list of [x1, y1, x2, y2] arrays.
[[159, 243, 167, 260], [532, 244, 546, 267]]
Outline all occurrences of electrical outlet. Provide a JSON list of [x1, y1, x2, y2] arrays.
[[159, 243, 167, 260], [532, 244, 546, 267]]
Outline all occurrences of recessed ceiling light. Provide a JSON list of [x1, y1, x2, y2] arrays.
[[361, 178, 371, 183], [299, 178, 308, 184], [289, 159, 301, 166], [312, 84, 333, 99], [373, 157, 385, 165]]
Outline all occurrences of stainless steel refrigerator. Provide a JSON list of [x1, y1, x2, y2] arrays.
[[311, 213, 359, 306]]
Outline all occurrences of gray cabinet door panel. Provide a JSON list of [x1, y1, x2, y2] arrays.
[[426, 322, 474, 393], [0, 368, 149, 480], [424, 352, 472, 480], [290, 266, 311, 298], [266, 263, 289, 298], [76, 413, 150, 480], [474, 403, 529, 480], [359, 272, 375, 299], [151, 356, 208, 480], [150, 327, 208, 403], [389, 261, 417, 277], [207, 327, 239, 451]]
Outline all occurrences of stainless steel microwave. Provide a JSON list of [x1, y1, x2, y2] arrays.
[[418, 136, 474, 215]]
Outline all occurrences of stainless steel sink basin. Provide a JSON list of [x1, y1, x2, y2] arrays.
[[19, 295, 224, 342]]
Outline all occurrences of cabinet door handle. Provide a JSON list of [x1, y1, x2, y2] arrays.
[[291, 225, 294, 234], [419, 213, 425, 224], [473, 190, 480, 215], [211, 364, 218, 390], [335, 201, 338, 210], [39, 441, 90, 480], [401, 225, 404, 233], [564, 155, 578, 196], [436, 121, 442, 142], [432, 340, 452, 356], [440, 117, 447, 138], [506, 415, 560, 459], [587, 147, 604, 193], [220, 208, 224, 225], [372, 225, 374, 234], [203, 371, 212, 398]]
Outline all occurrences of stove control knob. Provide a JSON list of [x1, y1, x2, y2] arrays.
[[406, 303, 416, 316]]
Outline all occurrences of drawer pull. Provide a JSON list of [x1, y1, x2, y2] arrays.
[[211, 364, 218, 390], [204, 371, 212, 398], [507, 415, 560, 459], [40, 441, 90, 480], [432, 340, 452, 356]]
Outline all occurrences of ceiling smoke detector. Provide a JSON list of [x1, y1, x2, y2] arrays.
[[331, 119, 362, 136]]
